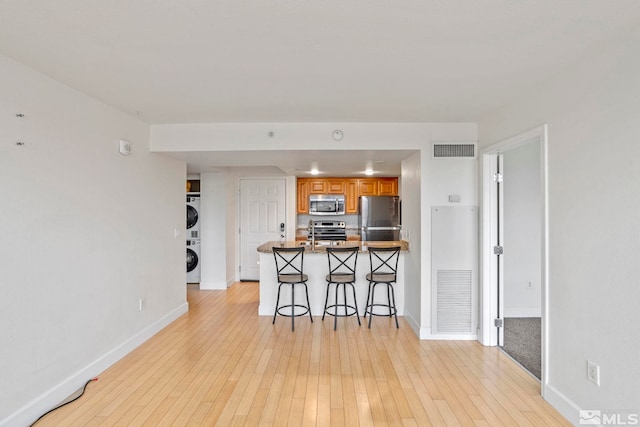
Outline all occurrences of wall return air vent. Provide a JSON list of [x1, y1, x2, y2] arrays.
[[435, 269, 473, 333], [433, 143, 476, 158]]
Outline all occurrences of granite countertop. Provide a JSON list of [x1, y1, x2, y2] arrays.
[[257, 240, 409, 254]]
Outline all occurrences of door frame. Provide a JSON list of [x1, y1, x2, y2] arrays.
[[480, 124, 549, 393]]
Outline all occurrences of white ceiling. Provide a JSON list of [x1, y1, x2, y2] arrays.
[[1, 1, 639, 175]]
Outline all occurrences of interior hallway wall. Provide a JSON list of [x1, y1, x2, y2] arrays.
[[0, 54, 187, 426], [478, 26, 640, 423]]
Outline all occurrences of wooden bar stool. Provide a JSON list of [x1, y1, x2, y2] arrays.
[[322, 246, 361, 330], [272, 246, 313, 331], [364, 246, 401, 328]]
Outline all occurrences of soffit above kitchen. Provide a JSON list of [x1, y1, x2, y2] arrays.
[[1, 1, 639, 125], [170, 149, 415, 176], [150, 122, 476, 176]]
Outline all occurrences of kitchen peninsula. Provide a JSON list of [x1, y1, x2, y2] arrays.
[[256, 240, 409, 318]]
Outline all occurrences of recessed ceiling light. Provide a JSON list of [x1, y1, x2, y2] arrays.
[[310, 162, 320, 175], [364, 169, 374, 176]]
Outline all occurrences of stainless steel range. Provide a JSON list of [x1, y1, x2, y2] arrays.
[[308, 220, 347, 241]]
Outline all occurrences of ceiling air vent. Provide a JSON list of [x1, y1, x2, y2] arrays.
[[433, 143, 476, 158]]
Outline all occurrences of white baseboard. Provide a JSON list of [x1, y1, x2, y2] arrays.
[[258, 304, 271, 316], [1, 302, 189, 427], [403, 311, 421, 338], [421, 331, 478, 340], [199, 280, 228, 290], [543, 383, 581, 426], [418, 326, 478, 340], [419, 326, 432, 339], [226, 276, 236, 288], [504, 307, 542, 318]]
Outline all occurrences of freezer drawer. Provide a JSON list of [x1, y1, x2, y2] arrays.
[[361, 227, 400, 241]]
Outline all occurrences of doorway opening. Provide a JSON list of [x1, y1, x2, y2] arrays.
[[480, 125, 549, 392]]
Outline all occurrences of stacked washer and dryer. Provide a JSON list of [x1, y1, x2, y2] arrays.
[[186, 195, 201, 283]]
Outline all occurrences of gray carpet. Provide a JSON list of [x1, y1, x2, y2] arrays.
[[501, 317, 541, 380]]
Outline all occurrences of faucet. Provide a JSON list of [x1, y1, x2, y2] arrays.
[[308, 219, 315, 250]]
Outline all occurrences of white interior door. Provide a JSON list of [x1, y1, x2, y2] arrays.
[[240, 179, 286, 281], [502, 140, 543, 318]]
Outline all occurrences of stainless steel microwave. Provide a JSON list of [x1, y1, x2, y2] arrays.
[[309, 194, 345, 215]]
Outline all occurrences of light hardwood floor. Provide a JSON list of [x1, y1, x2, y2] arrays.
[[37, 282, 569, 426]]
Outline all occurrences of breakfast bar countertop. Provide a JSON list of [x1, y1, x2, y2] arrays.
[[256, 240, 409, 254]]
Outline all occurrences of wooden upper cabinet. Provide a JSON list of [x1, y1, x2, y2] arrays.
[[358, 178, 378, 196], [345, 179, 359, 214], [377, 178, 398, 196], [308, 180, 327, 194], [297, 180, 309, 213], [358, 177, 399, 197], [297, 177, 398, 214], [326, 179, 346, 194]]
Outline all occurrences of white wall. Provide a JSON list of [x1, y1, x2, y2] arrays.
[[0, 55, 187, 426], [422, 153, 478, 338], [478, 27, 640, 424], [200, 172, 228, 289], [226, 172, 237, 285], [503, 141, 542, 317], [401, 152, 421, 334], [151, 123, 478, 338]]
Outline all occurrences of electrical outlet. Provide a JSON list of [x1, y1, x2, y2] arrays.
[[587, 360, 600, 386], [139, 298, 145, 311], [527, 281, 533, 289]]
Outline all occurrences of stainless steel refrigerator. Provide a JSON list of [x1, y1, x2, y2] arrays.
[[359, 196, 401, 241]]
